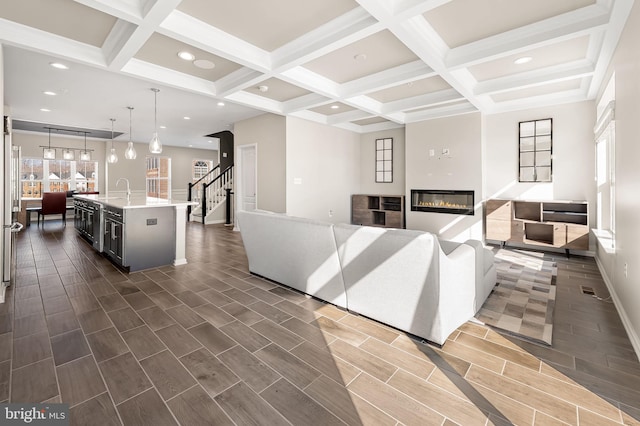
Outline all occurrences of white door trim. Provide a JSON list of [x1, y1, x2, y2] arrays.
[[235, 143, 258, 230]]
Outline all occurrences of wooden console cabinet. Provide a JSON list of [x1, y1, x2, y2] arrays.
[[485, 199, 589, 252], [352, 194, 405, 228]]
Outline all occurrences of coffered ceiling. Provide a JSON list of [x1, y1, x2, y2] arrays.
[[0, 0, 633, 149]]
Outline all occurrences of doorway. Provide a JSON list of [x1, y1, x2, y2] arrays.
[[236, 144, 257, 221]]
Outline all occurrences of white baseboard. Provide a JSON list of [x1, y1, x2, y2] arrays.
[[594, 255, 640, 361]]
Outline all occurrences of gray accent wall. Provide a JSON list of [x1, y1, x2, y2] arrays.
[[234, 113, 287, 213]]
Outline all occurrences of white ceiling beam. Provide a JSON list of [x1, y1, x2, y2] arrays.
[[160, 10, 271, 72], [341, 60, 435, 97], [224, 91, 284, 115], [326, 109, 372, 125], [215, 68, 270, 98], [446, 4, 610, 70], [120, 58, 217, 97], [0, 19, 106, 67], [358, 119, 405, 134], [280, 67, 342, 99], [73, 0, 144, 24], [382, 88, 462, 113], [343, 95, 405, 123], [474, 60, 595, 96], [404, 101, 477, 123], [587, 0, 634, 98], [272, 8, 382, 71], [104, 0, 182, 70], [488, 88, 587, 114], [282, 93, 331, 114]]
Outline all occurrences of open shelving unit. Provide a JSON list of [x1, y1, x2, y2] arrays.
[[485, 199, 589, 253], [352, 194, 405, 228]]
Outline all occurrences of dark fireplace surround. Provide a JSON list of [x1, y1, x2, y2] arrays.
[[410, 189, 475, 215]]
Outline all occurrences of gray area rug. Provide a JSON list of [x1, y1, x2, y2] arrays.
[[476, 249, 557, 345]]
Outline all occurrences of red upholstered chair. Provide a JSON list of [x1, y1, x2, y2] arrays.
[[37, 192, 67, 226]]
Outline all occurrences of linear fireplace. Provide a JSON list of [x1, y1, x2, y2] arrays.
[[410, 190, 474, 215]]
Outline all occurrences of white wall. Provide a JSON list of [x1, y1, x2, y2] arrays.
[[483, 100, 597, 243], [12, 132, 218, 199], [286, 117, 361, 223], [594, 0, 640, 356], [359, 128, 405, 195], [405, 113, 484, 241], [483, 101, 596, 206], [234, 113, 287, 213]]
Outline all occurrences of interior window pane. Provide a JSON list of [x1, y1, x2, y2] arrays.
[[520, 167, 535, 181], [536, 166, 552, 181], [520, 152, 535, 167], [520, 137, 535, 152], [520, 121, 535, 137], [536, 135, 552, 150], [536, 151, 552, 166], [536, 119, 552, 135]]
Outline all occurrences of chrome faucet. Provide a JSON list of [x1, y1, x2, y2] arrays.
[[116, 178, 131, 202]]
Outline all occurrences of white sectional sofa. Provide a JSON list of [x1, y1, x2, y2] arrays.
[[237, 210, 496, 345]]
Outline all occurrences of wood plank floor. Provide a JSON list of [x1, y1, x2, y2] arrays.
[[1, 219, 639, 425]]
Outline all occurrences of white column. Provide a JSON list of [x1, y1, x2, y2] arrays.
[[173, 204, 188, 266]]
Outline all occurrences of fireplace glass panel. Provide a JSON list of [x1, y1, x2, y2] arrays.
[[410, 190, 474, 215]]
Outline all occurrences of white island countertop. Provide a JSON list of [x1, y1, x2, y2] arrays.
[[74, 194, 197, 209]]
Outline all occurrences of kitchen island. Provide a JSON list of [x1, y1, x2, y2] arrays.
[[74, 194, 196, 272]]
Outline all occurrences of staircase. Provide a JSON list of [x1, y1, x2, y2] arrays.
[[188, 165, 233, 225]]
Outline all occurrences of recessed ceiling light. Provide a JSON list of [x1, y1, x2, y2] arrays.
[[188, 144, 193, 147], [160, 125, 166, 129], [43, 91, 57, 96], [40, 108, 51, 112], [514, 56, 532, 65], [330, 105, 340, 109], [353, 53, 367, 62], [217, 101, 225, 107], [177, 51, 195, 61], [193, 59, 215, 69], [183, 116, 190, 120], [257, 85, 269, 93], [49, 62, 68, 69]]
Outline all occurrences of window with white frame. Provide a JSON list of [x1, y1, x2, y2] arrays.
[[20, 158, 98, 198], [594, 74, 615, 245], [146, 156, 171, 199], [192, 159, 213, 182]]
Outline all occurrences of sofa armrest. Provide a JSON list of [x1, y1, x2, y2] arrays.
[[462, 239, 496, 312]]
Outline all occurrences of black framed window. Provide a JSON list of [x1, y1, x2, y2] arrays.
[[375, 138, 393, 183], [519, 118, 552, 182]]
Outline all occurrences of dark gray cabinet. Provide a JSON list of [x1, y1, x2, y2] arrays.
[[351, 194, 405, 228]]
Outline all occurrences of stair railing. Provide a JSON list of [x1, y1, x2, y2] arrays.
[[201, 164, 234, 224], [187, 164, 220, 217]]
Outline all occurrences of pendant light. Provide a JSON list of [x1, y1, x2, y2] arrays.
[[149, 88, 162, 154], [80, 131, 91, 161], [107, 118, 118, 164], [62, 147, 74, 160], [43, 128, 56, 159], [125, 106, 137, 160]]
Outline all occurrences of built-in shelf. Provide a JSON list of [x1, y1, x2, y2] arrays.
[[352, 194, 405, 228]]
